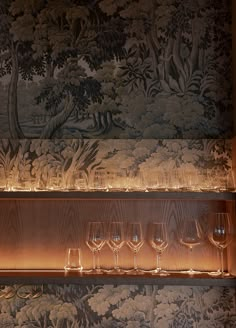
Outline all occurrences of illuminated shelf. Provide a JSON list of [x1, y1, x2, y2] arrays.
[[0, 191, 235, 200], [0, 191, 235, 287], [0, 271, 235, 287]]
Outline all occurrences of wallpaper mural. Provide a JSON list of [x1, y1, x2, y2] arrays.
[[0, 0, 234, 326], [0, 138, 232, 191], [0, 0, 232, 139], [0, 284, 235, 327]]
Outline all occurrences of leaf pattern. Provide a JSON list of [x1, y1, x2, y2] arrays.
[[0, 284, 234, 327], [0, 139, 232, 191]]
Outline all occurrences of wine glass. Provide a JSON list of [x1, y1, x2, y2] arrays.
[[86, 222, 106, 273], [208, 212, 233, 276], [126, 222, 144, 274], [107, 222, 125, 273], [178, 219, 202, 275], [91, 169, 108, 191], [149, 222, 169, 275]]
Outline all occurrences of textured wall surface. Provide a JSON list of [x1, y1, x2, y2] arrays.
[[0, 0, 232, 139], [0, 0, 235, 326], [0, 284, 235, 327], [0, 138, 232, 191]]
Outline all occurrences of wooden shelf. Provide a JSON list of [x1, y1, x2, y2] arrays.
[[0, 191, 235, 200], [0, 191, 234, 287], [0, 270, 235, 286]]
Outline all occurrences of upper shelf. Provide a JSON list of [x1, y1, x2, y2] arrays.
[[0, 191, 235, 200]]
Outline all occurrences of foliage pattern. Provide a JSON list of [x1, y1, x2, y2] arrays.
[[0, 138, 232, 190], [0, 284, 235, 327], [0, 0, 232, 138]]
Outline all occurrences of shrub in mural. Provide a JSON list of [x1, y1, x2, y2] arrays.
[[0, 138, 232, 191], [0, 284, 235, 327], [0, 0, 232, 139], [0, 139, 231, 191]]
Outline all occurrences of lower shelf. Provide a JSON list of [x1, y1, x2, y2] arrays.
[[0, 270, 235, 287]]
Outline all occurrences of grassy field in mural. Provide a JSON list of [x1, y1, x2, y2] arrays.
[[0, 0, 233, 139]]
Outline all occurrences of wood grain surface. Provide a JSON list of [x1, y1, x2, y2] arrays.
[[0, 198, 234, 274]]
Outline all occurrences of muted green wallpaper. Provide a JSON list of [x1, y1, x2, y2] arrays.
[[0, 138, 232, 191], [0, 0, 233, 139], [0, 0, 235, 327], [0, 284, 234, 327]]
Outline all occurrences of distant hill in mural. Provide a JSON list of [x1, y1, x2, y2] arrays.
[[0, 0, 232, 139]]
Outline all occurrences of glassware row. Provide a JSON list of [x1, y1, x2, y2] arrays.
[[65, 213, 234, 277], [1, 168, 235, 192]]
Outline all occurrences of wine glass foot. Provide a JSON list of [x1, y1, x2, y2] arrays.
[[151, 269, 169, 276], [125, 268, 144, 275], [180, 269, 201, 275], [88, 269, 104, 275], [208, 271, 231, 277], [64, 266, 83, 272], [207, 270, 221, 276], [105, 268, 125, 275], [220, 272, 231, 277]]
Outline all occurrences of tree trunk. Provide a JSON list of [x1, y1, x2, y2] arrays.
[[164, 37, 174, 81], [46, 61, 55, 79], [92, 113, 98, 129], [97, 112, 102, 130], [7, 42, 24, 138], [198, 48, 205, 72], [147, 32, 160, 80], [189, 16, 200, 74], [105, 111, 113, 132], [172, 29, 186, 81], [40, 94, 74, 138]]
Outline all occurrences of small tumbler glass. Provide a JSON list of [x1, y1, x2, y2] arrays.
[[64, 248, 83, 272]]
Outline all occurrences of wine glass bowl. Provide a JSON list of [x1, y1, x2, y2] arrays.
[[149, 222, 169, 275], [86, 222, 106, 273], [208, 212, 233, 276], [126, 222, 144, 274], [178, 219, 202, 275]]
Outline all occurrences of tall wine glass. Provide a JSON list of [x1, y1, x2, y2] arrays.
[[86, 222, 106, 273], [126, 222, 144, 274], [208, 212, 233, 276], [178, 219, 202, 275], [107, 222, 125, 273], [149, 222, 169, 275]]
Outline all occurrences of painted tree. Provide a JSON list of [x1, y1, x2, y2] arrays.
[[7, 0, 127, 138], [85, 61, 128, 136], [99, 0, 162, 96], [0, 0, 44, 138]]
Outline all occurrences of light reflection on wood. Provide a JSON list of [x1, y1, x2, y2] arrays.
[[0, 199, 233, 274]]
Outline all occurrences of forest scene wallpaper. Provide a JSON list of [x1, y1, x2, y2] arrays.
[[0, 284, 235, 327], [0, 138, 232, 191], [0, 0, 235, 326], [0, 0, 233, 139]]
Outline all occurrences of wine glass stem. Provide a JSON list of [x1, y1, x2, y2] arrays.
[[96, 250, 101, 272], [92, 251, 96, 271], [133, 251, 138, 270], [220, 249, 224, 275], [156, 252, 161, 271], [189, 247, 193, 272], [114, 250, 119, 270]]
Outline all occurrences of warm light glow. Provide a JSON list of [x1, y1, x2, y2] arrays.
[[1, 168, 235, 192], [0, 239, 226, 273]]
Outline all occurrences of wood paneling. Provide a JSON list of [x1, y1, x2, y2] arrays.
[[233, 1, 236, 135], [0, 198, 233, 273]]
